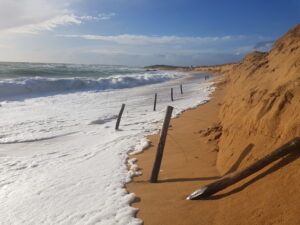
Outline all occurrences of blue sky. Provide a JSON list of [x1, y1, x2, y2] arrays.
[[0, 0, 299, 66]]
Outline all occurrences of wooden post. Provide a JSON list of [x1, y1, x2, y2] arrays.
[[187, 137, 300, 200], [171, 88, 174, 101], [180, 84, 183, 95], [115, 104, 125, 130], [150, 106, 174, 183], [153, 93, 157, 111]]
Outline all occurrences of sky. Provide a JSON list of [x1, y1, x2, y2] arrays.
[[0, 0, 299, 66]]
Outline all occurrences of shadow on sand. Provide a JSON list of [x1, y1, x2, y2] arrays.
[[205, 151, 300, 200]]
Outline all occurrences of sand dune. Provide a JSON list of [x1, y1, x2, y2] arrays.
[[129, 24, 300, 225], [217, 24, 300, 174], [212, 23, 300, 225]]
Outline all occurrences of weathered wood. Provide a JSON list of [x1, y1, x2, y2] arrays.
[[153, 93, 157, 111], [115, 104, 125, 130], [180, 84, 183, 95], [187, 137, 300, 200], [171, 88, 174, 101], [150, 106, 174, 183]]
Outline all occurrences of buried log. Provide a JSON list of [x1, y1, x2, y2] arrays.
[[187, 137, 300, 200]]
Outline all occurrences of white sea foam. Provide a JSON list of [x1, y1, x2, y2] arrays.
[[0, 72, 213, 225], [129, 138, 150, 155]]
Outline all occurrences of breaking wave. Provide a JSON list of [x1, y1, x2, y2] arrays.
[[0, 72, 184, 99]]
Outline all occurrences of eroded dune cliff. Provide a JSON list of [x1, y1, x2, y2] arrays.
[[217, 24, 300, 173], [207, 24, 300, 225]]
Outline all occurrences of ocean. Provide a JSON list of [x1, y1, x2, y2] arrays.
[[0, 62, 213, 225]]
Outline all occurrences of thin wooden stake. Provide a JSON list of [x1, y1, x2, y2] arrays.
[[115, 104, 125, 130], [153, 93, 157, 111], [150, 106, 173, 183], [171, 88, 174, 101], [187, 137, 300, 200], [180, 84, 183, 95]]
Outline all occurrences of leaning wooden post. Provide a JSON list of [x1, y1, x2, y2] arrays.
[[115, 104, 125, 130], [180, 84, 183, 95], [150, 106, 174, 183], [187, 137, 300, 200], [153, 93, 157, 111], [171, 88, 174, 101]]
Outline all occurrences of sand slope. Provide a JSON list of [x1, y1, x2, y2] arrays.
[[218, 24, 300, 172], [204, 23, 300, 225]]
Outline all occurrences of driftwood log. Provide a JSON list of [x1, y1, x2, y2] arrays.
[[187, 137, 300, 200]]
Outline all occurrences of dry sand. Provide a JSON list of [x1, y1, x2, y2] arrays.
[[128, 24, 300, 225]]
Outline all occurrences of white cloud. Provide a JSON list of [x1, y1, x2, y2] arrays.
[[0, 0, 72, 30], [254, 40, 274, 52], [0, 0, 115, 34], [59, 34, 244, 45], [235, 45, 254, 55], [7, 15, 82, 34], [85, 47, 221, 56], [86, 49, 132, 55], [79, 13, 116, 21], [78, 48, 242, 66], [235, 40, 274, 55]]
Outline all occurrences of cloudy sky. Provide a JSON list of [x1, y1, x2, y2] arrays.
[[0, 0, 299, 66]]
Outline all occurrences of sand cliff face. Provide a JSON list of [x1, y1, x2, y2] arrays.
[[198, 24, 300, 225], [216, 24, 300, 173]]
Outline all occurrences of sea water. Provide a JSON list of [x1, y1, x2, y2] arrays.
[[0, 62, 213, 225]]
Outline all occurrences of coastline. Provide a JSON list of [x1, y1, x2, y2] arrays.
[[0, 67, 214, 224], [127, 77, 224, 225]]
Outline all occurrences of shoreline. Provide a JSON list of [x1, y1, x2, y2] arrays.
[[0, 68, 215, 225], [127, 77, 224, 225]]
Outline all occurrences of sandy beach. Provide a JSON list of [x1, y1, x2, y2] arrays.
[[127, 81, 224, 225], [128, 24, 300, 225]]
